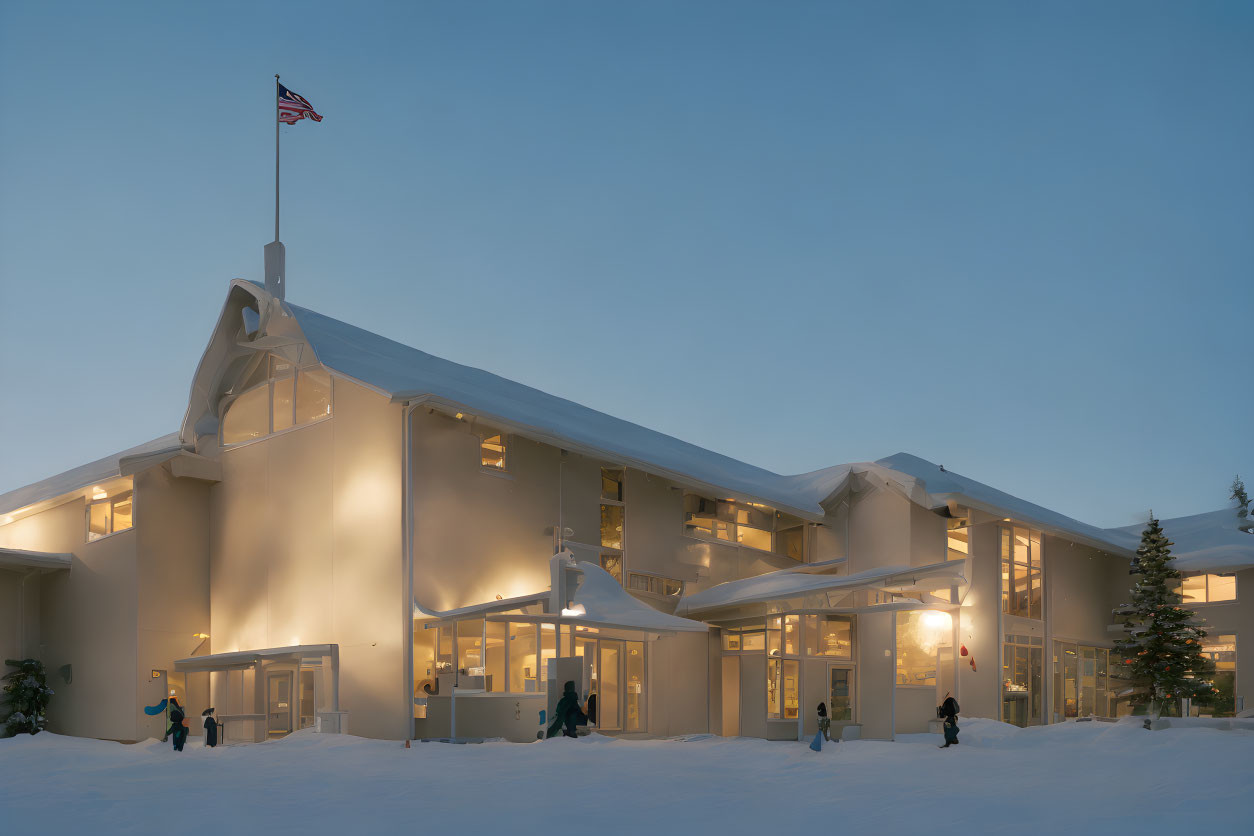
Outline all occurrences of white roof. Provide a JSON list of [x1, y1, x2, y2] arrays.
[[0, 433, 183, 518], [414, 563, 708, 634], [1109, 509, 1254, 573], [563, 562, 709, 633], [174, 643, 337, 672], [0, 547, 73, 572], [675, 559, 967, 617]]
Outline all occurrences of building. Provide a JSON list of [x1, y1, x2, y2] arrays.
[[2, 278, 1251, 743]]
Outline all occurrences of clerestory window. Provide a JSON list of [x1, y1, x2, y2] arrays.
[[220, 355, 332, 446]]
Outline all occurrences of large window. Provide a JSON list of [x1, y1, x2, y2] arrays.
[[767, 658, 800, 720], [1178, 573, 1237, 604], [221, 355, 332, 446], [599, 468, 626, 582], [1200, 634, 1237, 717], [86, 483, 133, 541], [896, 610, 952, 687], [1001, 526, 1043, 619], [1052, 641, 1129, 722], [1004, 634, 1044, 726], [682, 494, 807, 560]]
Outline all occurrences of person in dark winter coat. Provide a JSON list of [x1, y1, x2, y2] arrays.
[[545, 681, 587, 739], [817, 702, 832, 741], [202, 707, 218, 748], [168, 698, 189, 752], [939, 694, 960, 747]]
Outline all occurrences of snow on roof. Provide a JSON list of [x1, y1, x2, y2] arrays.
[[871, 453, 1138, 555], [284, 301, 1141, 552], [288, 301, 839, 517], [1109, 509, 1254, 573], [675, 560, 967, 617], [564, 562, 709, 633], [0, 433, 183, 518]]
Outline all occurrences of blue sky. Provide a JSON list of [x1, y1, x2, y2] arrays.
[[1, 1, 1250, 528]]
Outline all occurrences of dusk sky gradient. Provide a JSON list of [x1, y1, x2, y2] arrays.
[[1, 1, 1250, 528]]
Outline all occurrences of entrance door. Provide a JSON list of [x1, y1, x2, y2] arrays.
[[829, 666, 854, 724], [267, 672, 294, 738], [598, 641, 622, 731]]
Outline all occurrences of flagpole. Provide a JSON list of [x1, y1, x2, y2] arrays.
[[274, 74, 280, 242]]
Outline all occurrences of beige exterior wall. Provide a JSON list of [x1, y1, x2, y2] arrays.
[[956, 523, 1002, 722], [204, 376, 404, 740], [0, 497, 139, 740], [1047, 536, 1128, 647], [135, 466, 211, 740], [0, 567, 41, 664]]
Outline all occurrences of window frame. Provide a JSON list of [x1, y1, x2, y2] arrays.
[[1178, 572, 1238, 605], [84, 488, 136, 543], [599, 468, 626, 582], [681, 493, 808, 561], [479, 432, 509, 472], [1000, 525, 1043, 620], [219, 358, 335, 449]]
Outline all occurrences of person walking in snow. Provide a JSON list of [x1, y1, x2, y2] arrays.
[[168, 697, 189, 752], [816, 702, 832, 742], [939, 694, 960, 748], [202, 707, 218, 748]]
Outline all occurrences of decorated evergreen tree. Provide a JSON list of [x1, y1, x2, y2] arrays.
[[2, 658, 54, 736], [1112, 517, 1216, 717]]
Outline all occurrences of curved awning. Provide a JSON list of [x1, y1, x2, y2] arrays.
[[0, 547, 73, 572], [414, 559, 708, 635], [674, 559, 967, 619]]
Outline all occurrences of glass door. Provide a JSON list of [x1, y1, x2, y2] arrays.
[[267, 671, 294, 738], [828, 666, 854, 722], [598, 641, 622, 731]]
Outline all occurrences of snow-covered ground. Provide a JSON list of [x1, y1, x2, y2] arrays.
[[2, 719, 1251, 835]]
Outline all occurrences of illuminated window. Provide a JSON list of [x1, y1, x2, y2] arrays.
[[1001, 526, 1042, 619], [599, 554, 623, 584], [600, 469, 626, 582], [221, 355, 333, 446], [1053, 642, 1126, 723], [1200, 634, 1237, 717], [1003, 634, 1043, 726], [804, 614, 853, 658], [896, 610, 953, 687], [682, 494, 806, 560], [480, 434, 507, 469], [946, 521, 969, 561], [1178, 573, 1237, 604], [767, 658, 800, 719], [86, 487, 134, 541]]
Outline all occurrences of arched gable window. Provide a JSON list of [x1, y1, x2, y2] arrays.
[[221, 354, 333, 446]]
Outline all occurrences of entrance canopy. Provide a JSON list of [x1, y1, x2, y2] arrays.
[[174, 643, 338, 672], [0, 547, 72, 573], [416, 555, 708, 635], [674, 559, 967, 619]]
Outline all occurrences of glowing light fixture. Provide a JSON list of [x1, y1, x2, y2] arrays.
[[561, 604, 587, 618], [921, 610, 952, 631], [192, 633, 210, 639], [92, 487, 107, 500]]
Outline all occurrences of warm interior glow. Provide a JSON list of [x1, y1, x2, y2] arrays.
[[91, 487, 107, 500], [561, 605, 586, 618]]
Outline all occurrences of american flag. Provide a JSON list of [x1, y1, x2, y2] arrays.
[[278, 83, 323, 124]]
